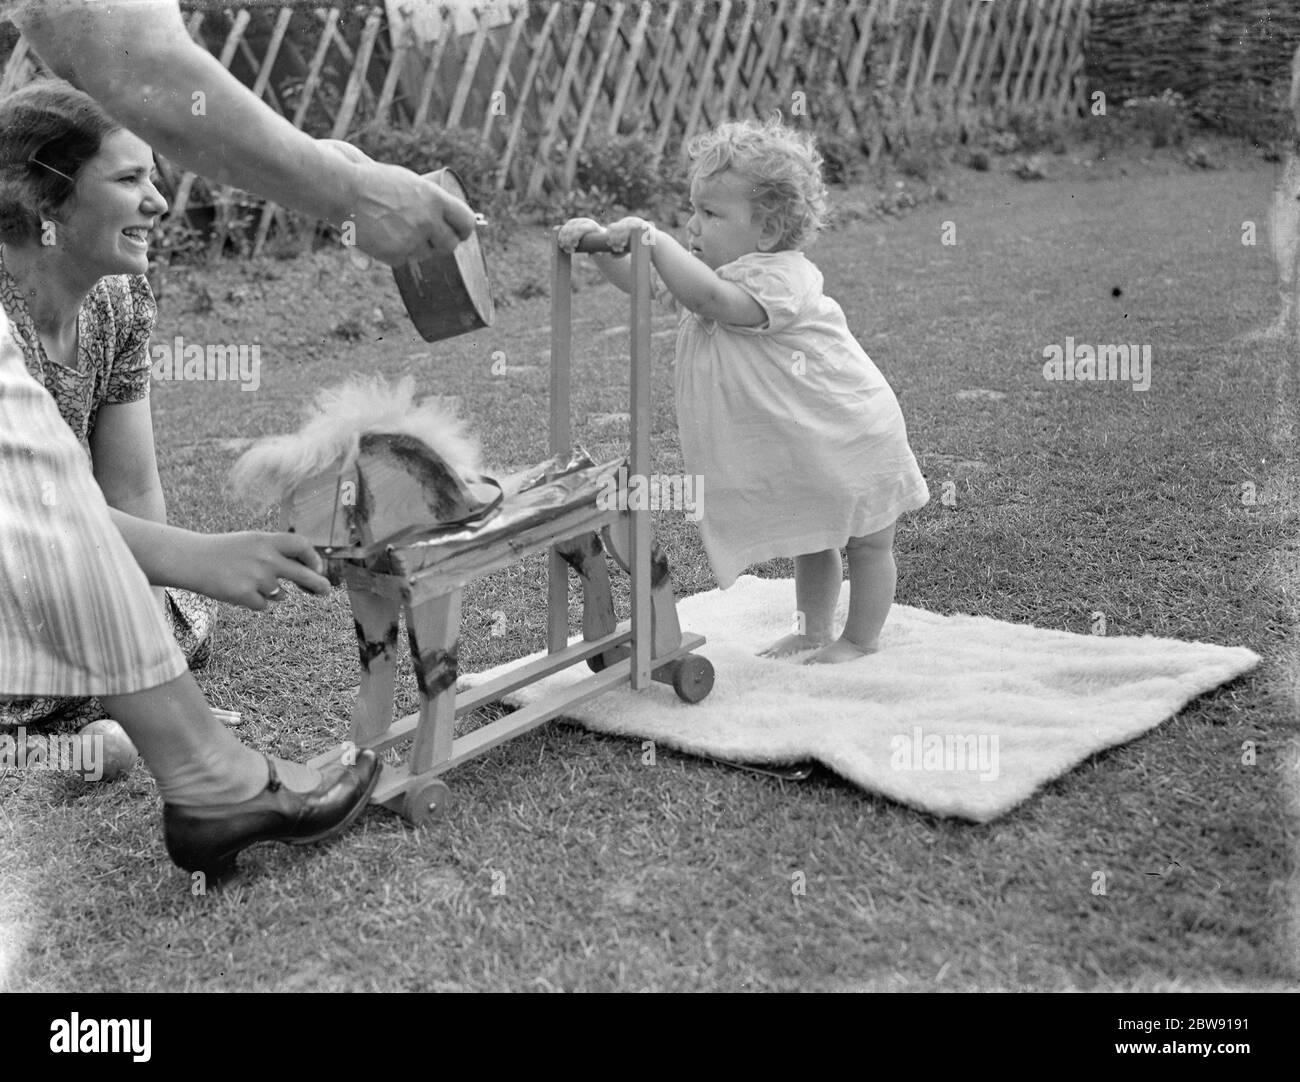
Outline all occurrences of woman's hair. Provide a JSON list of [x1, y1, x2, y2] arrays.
[[0, 79, 122, 246], [686, 115, 827, 250]]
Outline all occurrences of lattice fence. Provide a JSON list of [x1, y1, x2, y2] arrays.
[[1, 0, 1093, 248]]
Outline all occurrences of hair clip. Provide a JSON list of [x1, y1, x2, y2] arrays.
[[28, 154, 75, 184]]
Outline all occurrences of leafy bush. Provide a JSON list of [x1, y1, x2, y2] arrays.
[[352, 122, 508, 220], [153, 215, 210, 265], [1004, 110, 1067, 154], [1121, 89, 1190, 148], [815, 129, 868, 185], [527, 130, 689, 225], [896, 149, 934, 181], [574, 133, 663, 212]]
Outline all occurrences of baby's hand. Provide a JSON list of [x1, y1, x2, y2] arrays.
[[557, 217, 605, 253], [603, 216, 655, 252]]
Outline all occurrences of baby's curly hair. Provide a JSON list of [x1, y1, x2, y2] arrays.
[[686, 115, 827, 250], [0, 79, 121, 247]]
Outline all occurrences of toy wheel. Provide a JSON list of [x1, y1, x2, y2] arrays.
[[672, 654, 714, 703], [404, 777, 452, 827], [587, 651, 608, 673]]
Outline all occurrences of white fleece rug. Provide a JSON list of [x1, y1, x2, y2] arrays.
[[464, 576, 1261, 822]]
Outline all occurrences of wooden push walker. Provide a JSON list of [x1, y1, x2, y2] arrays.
[[304, 228, 714, 825]]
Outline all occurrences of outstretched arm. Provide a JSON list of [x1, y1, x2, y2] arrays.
[[558, 216, 764, 324], [14, 0, 476, 264], [111, 511, 332, 611], [556, 217, 635, 293]]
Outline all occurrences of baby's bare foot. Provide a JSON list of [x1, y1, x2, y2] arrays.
[[804, 637, 877, 665], [758, 632, 830, 659]]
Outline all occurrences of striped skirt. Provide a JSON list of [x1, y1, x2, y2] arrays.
[[0, 305, 185, 698]]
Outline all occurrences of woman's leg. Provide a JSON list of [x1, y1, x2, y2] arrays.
[[2, 335, 373, 875], [1, 590, 222, 735], [806, 522, 896, 664], [101, 672, 324, 803], [759, 548, 842, 657]]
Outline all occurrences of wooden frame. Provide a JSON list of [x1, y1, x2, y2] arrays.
[[306, 227, 713, 825]]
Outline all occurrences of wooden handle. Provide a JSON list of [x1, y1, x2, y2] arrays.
[[558, 228, 655, 254], [568, 229, 622, 254]]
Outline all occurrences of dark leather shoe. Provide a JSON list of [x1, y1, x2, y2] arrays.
[[163, 750, 381, 877]]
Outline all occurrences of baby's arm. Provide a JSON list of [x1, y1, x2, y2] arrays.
[[558, 217, 766, 326], [557, 218, 634, 293], [605, 217, 766, 327]]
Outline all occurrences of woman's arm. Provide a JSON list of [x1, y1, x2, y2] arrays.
[[89, 394, 328, 607], [91, 397, 169, 605], [13, 0, 475, 263], [112, 512, 332, 611], [91, 403, 331, 608], [89, 398, 167, 525]]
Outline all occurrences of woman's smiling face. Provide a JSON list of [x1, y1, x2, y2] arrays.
[[52, 129, 167, 278], [685, 170, 777, 270]]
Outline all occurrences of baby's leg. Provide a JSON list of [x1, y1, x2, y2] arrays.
[[758, 549, 841, 657], [806, 522, 896, 664]]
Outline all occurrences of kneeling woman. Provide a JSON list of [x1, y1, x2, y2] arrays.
[[0, 79, 379, 875], [1, 79, 235, 727]]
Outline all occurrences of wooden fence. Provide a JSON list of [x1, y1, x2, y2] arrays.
[[1, 0, 1093, 248], [1084, 0, 1300, 142]]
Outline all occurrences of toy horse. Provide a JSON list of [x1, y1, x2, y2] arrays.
[[230, 363, 713, 826]]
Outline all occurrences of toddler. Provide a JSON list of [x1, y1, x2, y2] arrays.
[[559, 116, 928, 663]]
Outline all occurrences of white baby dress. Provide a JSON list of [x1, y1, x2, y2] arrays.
[[674, 250, 929, 587]]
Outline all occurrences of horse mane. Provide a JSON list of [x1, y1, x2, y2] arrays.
[[229, 375, 484, 506]]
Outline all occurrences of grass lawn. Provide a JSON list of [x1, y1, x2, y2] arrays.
[[1, 143, 1296, 993]]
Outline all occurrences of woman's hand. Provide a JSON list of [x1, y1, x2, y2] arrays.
[[557, 217, 605, 253], [15, 3, 479, 266], [188, 532, 332, 611], [318, 139, 478, 263], [350, 162, 479, 265]]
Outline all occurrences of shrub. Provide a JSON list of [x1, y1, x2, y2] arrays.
[[526, 130, 689, 226], [1002, 110, 1064, 153], [815, 128, 868, 185], [1121, 89, 1190, 149], [353, 122, 506, 217], [574, 132, 663, 211], [153, 215, 210, 265], [896, 149, 934, 181]]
